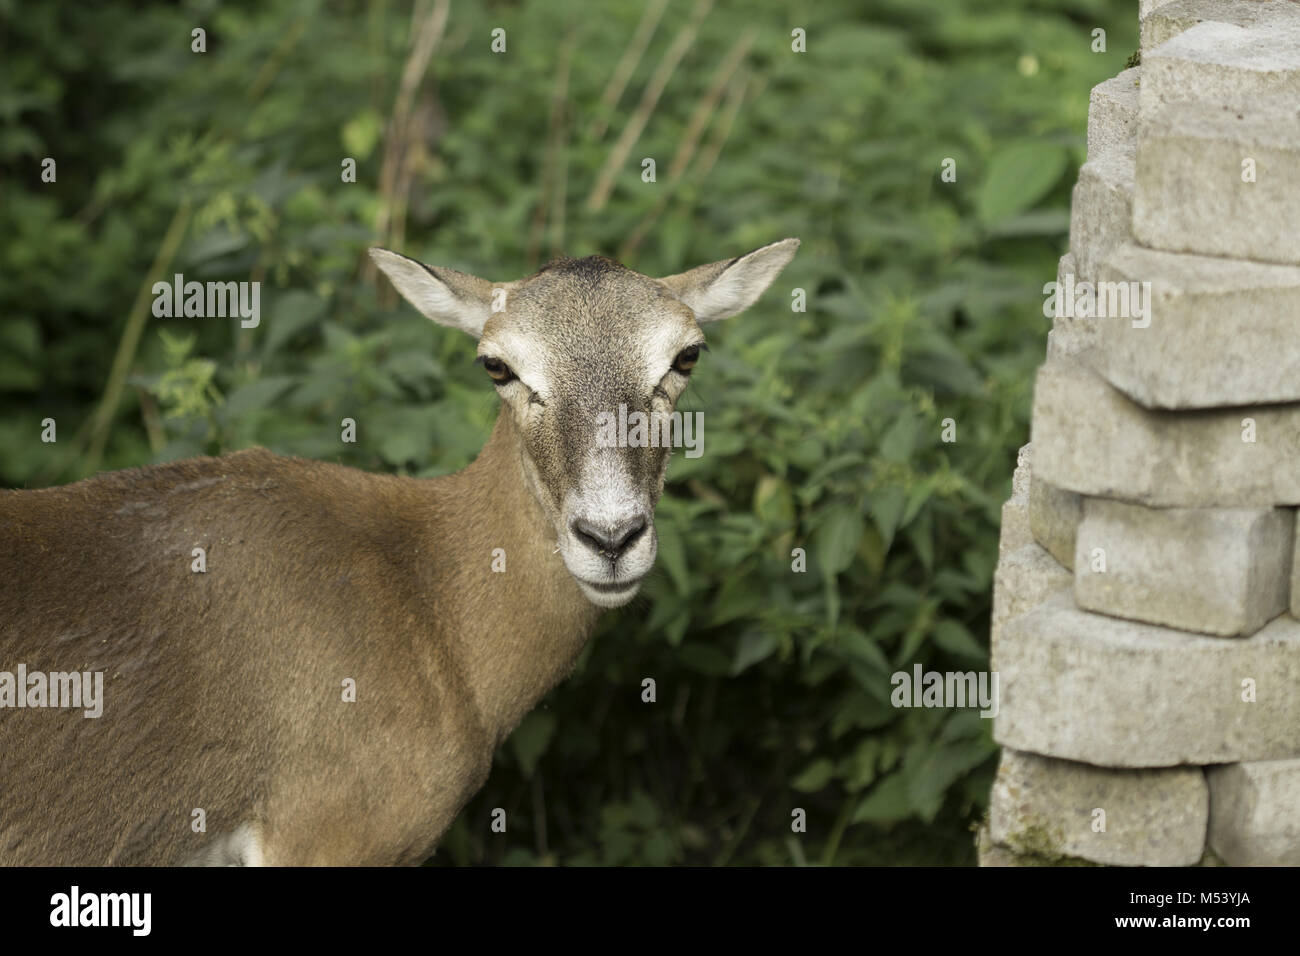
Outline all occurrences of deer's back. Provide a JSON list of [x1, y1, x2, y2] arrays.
[[0, 448, 491, 865]]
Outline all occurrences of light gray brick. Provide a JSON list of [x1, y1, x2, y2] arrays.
[[994, 591, 1300, 766], [999, 444, 1034, 558], [1029, 478, 1081, 571], [1032, 359, 1300, 507], [1090, 243, 1300, 409], [1047, 252, 1099, 360], [991, 543, 1072, 646], [1012, 442, 1033, 501], [1207, 759, 1300, 865], [976, 825, 1023, 867], [1133, 98, 1300, 266], [1088, 67, 1141, 160], [1139, 0, 1296, 52], [1139, 0, 1181, 19], [1141, 20, 1300, 112], [1069, 152, 1135, 281], [1293, 510, 1300, 620], [989, 749, 1208, 866], [1074, 499, 1294, 637]]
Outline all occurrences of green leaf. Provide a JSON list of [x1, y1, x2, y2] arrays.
[[510, 711, 557, 779], [341, 109, 384, 160], [905, 739, 997, 823], [893, 598, 938, 667], [932, 619, 986, 660], [868, 485, 907, 551], [879, 413, 919, 463], [665, 612, 690, 647], [900, 476, 937, 529], [655, 518, 690, 595], [384, 350, 445, 397], [830, 690, 896, 736], [678, 643, 732, 676], [791, 758, 836, 793], [216, 376, 295, 424], [977, 142, 1068, 225], [643, 830, 675, 866], [0, 316, 40, 360], [939, 709, 992, 743], [837, 628, 891, 674], [368, 404, 437, 466], [732, 629, 779, 675], [813, 503, 864, 578], [708, 572, 763, 627], [851, 772, 912, 824]]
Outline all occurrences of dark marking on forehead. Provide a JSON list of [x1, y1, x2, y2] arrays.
[[508, 253, 676, 318], [532, 255, 627, 281]]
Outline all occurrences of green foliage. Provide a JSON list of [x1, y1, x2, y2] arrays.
[[0, 0, 1136, 864]]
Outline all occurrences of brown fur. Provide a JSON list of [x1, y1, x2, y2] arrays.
[[0, 238, 797, 865], [0, 413, 597, 865]]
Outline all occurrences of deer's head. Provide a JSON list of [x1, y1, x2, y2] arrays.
[[370, 239, 798, 608]]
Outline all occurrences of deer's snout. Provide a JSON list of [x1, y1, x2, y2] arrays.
[[570, 515, 647, 561], [558, 499, 657, 608], [556, 451, 661, 606]]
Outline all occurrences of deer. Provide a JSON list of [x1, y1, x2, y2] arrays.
[[0, 238, 798, 865]]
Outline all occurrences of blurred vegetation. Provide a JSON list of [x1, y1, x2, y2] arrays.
[[0, 0, 1135, 864]]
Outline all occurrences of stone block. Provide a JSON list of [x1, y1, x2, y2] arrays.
[[1074, 498, 1294, 636], [1032, 359, 1300, 507], [1090, 243, 1300, 409], [976, 822, 1103, 867], [999, 444, 1034, 558], [1029, 478, 1081, 571], [991, 543, 1072, 645], [1088, 67, 1141, 160], [1069, 152, 1135, 281], [1293, 511, 1300, 619], [1134, 98, 1300, 266], [994, 591, 1300, 766], [976, 825, 1023, 867], [1207, 759, 1300, 864], [1012, 442, 1033, 501], [989, 748, 1208, 866], [1139, 0, 1297, 52], [1047, 252, 1099, 359], [1141, 20, 1300, 112]]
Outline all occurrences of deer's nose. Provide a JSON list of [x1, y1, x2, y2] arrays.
[[570, 516, 647, 560]]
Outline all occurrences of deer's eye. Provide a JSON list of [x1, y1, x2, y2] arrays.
[[480, 357, 516, 384], [672, 344, 703, 374]]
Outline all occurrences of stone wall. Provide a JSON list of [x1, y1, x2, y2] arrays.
[[982, 0, 1300, 866]]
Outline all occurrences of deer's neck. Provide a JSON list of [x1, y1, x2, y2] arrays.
[[427, 412, 602, 743]]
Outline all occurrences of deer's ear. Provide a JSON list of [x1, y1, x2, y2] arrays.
[[369, 248, 503, 338], [658, 238, 800, 323]]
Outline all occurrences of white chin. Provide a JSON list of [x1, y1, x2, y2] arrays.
[[576, 578, 643, 608]]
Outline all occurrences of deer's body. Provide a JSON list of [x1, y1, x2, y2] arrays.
[[0, 238, 797, 865], [1, 413, 595, 864]]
